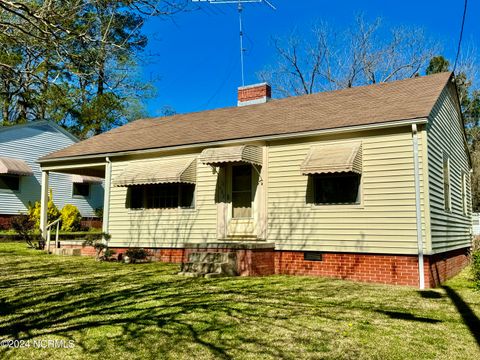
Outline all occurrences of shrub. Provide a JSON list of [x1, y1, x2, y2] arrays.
[[94, 207, 103, 218], [28, 189, 60, 229], [11, 215, 43, 249], [125, 248, 150, 263], [471, 251, 480, 289], [60, 204, 82, 232], [83, 233, 112, 260]]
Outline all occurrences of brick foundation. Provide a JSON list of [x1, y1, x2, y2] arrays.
[[424, 247, 470, 287], [80, 218, 102, 229], [54, 242, 470, 287], [0, 215, 15, 230], [274, 247, 470, 287]]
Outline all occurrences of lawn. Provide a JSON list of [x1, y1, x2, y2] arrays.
[[0, 243, 479, 360]]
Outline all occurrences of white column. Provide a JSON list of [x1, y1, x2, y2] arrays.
[[102, 158, 112, 241], [40, 170, 49, 241]]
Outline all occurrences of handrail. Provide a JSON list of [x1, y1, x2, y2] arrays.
[[46, 217, 62, 254]]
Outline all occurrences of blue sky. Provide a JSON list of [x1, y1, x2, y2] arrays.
[[140, 0, 479, 116]]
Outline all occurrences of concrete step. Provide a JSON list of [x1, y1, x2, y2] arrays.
[[54, 248, 81, 256], [181, 261, 222, 274], [179, 261, 237, 277], [187, 252, 236, 263]]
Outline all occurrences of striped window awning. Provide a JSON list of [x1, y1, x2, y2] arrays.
[[0, 156, 34, 176], [300, 142, 362, 175], [112, 158, 197, 187], [200, 145, 263, 166], [72, 175, 103, 184]]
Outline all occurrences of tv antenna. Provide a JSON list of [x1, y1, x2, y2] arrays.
[[192, 0, 276, 86]]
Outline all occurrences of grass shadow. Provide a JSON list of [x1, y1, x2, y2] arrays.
[[442, 285, 480, 347], [375, 310, 442, 324]]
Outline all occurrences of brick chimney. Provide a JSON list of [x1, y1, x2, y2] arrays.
[[237, 83, 271, 106]]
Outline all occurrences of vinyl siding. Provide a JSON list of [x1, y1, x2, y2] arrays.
[[266, 127, 427, 255], [427, 85, 472, 253], [0, 123, 103, 217], [108, 154, 218, 248]]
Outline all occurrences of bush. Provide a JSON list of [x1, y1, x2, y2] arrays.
[[94, 207, 103, 218], [83, 233, 112, 260], [60, 204, 82, 232], [471, 251, 480, 289], [125, 248, 150, 263], [11, 215, 43, 249], [28, 189, 60, 229]]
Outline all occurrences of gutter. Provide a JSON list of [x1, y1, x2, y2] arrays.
[[38, 117, 428, 164], [412, 124, 425, 289], [102, 157, 112, 241]]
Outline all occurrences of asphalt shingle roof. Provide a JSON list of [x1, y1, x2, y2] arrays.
[[41, 72, 452, 161]]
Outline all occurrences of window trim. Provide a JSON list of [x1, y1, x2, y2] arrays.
[[443, 153, 451, 212], [461, 171, 468, 216], [311, 172, 363, 208]]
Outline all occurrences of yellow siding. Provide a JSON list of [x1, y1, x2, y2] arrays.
[[426, 85, 472, 253], [108, 154, 218, 248], [266, 128, 428, 254]]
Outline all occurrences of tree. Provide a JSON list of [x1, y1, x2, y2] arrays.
[[259, 16, 438, 97], [0, 0, 189, 137]]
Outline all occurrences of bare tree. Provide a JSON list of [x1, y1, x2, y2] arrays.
[[259, 15, 439, 97]]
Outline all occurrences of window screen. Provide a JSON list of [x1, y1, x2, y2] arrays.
[[313, 172, 360, 205], [0, 175, 20, 191]]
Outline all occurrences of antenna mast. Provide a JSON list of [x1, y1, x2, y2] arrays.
[[193, 0, 276, 86]]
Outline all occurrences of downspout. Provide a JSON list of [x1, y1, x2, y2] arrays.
[[102, 157, 112, 243], [412, 124, 425, 289]]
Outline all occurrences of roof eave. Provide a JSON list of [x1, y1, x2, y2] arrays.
[[38, 117, 428, 165]]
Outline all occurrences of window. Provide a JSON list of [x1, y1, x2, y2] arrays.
[[443, 155, 451, 212], [0, 175, 20, 191], [73, 183, 90, 197], [127, 183, 195, 209], [462, 172, 468, 215], [313, 172, 360, 205]]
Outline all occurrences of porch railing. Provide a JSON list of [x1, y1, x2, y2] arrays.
[[46, 217, 61, 253]]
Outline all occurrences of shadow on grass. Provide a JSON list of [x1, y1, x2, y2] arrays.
[[417, 290, 444, 299], [375, 310, 442, 324], [442, 285, 480, 347]]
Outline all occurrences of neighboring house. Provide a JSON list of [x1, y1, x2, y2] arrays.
[[0, 121, 104, 228], [38, 72, 472, 288]]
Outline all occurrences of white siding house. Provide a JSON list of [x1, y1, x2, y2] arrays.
[[0, 121, 104, 220]]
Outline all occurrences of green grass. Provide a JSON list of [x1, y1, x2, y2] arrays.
[[0, 243, 479, 360]]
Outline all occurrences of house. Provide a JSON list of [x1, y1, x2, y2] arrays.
[[0, 121, 104, 229], [37, 72, 472, 288]]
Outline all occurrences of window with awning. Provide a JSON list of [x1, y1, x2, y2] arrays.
[[113, 158, 197, 210], [301, 142, 362, 205], [72, 175, 103, 184], [112, 158, 197, 187], [0, 157, 33, 192], [199, 145, 262, 166], [300, 142, 362, 175], [0, 156, 33, 176]]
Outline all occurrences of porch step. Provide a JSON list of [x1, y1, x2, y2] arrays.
[[54, 248, 81, 256], [187, 252, 235, 263], [223, 235, 262, 242], [178, 251, 238, 278]]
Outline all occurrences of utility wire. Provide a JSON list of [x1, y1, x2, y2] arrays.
[[453, 0, 468, 73]]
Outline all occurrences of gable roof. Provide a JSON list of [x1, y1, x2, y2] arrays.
[[0, 120, 79, 143], [40, 72, 453, 162]]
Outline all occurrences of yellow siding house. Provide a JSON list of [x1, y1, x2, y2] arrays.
[[38, 73, 472, 288]]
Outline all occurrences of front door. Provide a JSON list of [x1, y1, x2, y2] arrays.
[[227, 164, 256, 236]]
